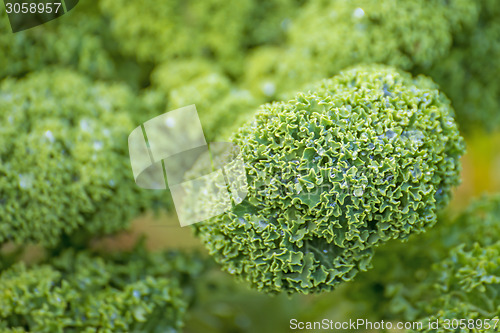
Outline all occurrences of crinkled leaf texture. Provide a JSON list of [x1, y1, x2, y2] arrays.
[[0, 70, 164, 246], [346, 194, 500, 333], [193, 65, 465, 295], [0, 245, 206, 333], [409, 195, 500, 332]]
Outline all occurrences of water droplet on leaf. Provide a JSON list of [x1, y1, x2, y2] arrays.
[[354, 188, 364, 197]]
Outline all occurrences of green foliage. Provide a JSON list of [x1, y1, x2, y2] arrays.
[[0, 69, 165, 246], [151, 60, 263, 141], [422, 0, 500, 132], [289, 0, 477, 70], [244, 0, 500, 133], [185, 269, 321, 333], [414, 243, 500, 333], [411, 196, 500, 332], [0, 2, 143, 84], [0, 244, 206, 333], [1, 0, 499, 330], [348, 194, 500, 332], [151, 59, 218, 94], [99, 0, 302, 77], [245, 0, 479, 99], [164, 72, 260, 141], [194, 65, 465, 295]]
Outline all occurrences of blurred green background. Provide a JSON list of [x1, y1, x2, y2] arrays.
[[1, 0, 499, 332]]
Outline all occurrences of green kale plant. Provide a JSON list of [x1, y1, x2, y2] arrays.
[[245, 0, 500, 133], [0, 1, 152, 90], [164, 72, 260, 141], [0, 243, 207, 333], [99, 0, 302, 77], [0, 2, 108, 80], [193, 65, 465, 295], [347, 194, 500, 332], [421, 0, 500, 132], [244, 0, 478, 98], [0, 69, 165, 246]]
